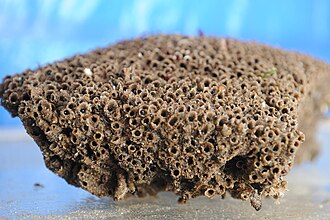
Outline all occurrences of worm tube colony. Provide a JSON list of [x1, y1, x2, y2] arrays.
[[1, 35, 329, 210]]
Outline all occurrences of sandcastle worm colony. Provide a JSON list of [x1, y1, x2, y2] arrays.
[[1, 35, 329, 210]]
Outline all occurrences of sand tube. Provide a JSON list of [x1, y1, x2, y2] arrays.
[[1, 35, 329, 210]]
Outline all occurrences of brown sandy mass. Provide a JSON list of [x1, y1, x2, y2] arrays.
[[1, 35, 329, 210]]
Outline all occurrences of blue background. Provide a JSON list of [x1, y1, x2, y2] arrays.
[[0, 0, 329, 127]]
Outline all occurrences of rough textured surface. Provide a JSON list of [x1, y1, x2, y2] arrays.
[[0, 35, 329, 210]]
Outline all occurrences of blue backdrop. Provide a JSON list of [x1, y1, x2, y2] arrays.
[[0, 0, 329, 126]]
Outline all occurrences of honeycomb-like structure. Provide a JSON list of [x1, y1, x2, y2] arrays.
[[1, 35, 329, 210]]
